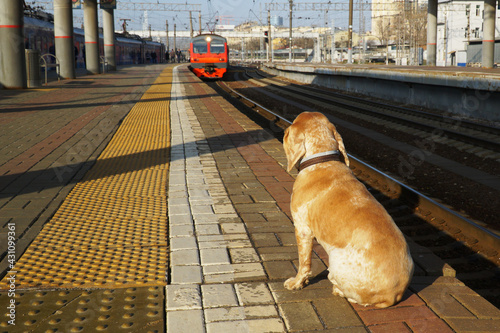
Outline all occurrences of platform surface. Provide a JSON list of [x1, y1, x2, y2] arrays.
[[0, 64, 499, 332]]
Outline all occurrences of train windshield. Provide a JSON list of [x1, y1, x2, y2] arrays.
[[210, 36, 226, 54], [193, 41, 208, 54], [210, 42, 225, 54]]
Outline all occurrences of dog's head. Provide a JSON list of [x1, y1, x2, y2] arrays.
[[283, 112, 349, 172]]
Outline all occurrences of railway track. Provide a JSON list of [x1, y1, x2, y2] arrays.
[[211, 73, 500, 308], [247, 69, 500, 154]]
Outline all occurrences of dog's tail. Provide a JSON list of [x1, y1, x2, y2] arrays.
[[372, 291, 405, 308]]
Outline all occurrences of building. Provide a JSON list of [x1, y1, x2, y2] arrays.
[[437, 0, 500, 66], [271, 16, 284, 27]]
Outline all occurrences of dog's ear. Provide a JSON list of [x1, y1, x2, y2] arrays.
[[284, 124, 306, 172], [328, 123, 350, 167]]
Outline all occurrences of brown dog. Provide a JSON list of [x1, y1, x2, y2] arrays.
[[283, 112, 413, 308]]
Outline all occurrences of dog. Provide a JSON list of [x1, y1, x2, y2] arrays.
[[283, 112, 414, 308]]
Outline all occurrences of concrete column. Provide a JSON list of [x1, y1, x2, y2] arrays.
[[427, 0, 438, 66], [103, 9, 116, 71], [83, 0, 100, 74], [0, 0, 26, 88], [482, 0, 496, 68], [54, 0, 76, 79]]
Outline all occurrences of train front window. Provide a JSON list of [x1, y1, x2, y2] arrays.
[[210, 42, 225, 54], [193, 41, 207, 54]]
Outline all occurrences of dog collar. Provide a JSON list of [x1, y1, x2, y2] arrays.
[[298, 150, 340, 172]]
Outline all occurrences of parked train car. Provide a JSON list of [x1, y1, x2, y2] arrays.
[[142, 39, 164, 64], [23, 14, 164, 68], [189, 34, 229, 79]]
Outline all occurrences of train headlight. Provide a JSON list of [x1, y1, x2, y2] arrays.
[[219, 58, 224, 61], [206, 36, 212, 42]]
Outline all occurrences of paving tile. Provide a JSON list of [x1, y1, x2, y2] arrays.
[[245, 318, 286, 332], [200, 248, 231, 266], [230, 263, 267, 281], [204, 305, 279, 323], [195, 224, 221, 235], [169, 224, 195, 237], [279, 301, 324, 331], [229, 247, 260, 263], [202, 284, 239, 308], [357, 305, 438, 326], [272, 285, 336, 303], [445, 318, 500, 332], [169, 214, 194, 226], [171, 265, 203, 284], [258, 246, 299, 261], [264, 260, 298, 280], [406, 317, 454, 333], [235, 282, 274, 306], [168, 204, 192, 216], [220, 222, 247, 234], [314, 298, 365, 329], [167, 309, 205, 333], [452, 293, 500, 319], [170, 236, 198, 251], [251, 233, 281, 247], [166, 285, 202, 310], [170, 249, 200, 266], [367, 322, 412, 333]]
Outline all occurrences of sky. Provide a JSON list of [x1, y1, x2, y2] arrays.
[[38, 0, 369, 34]]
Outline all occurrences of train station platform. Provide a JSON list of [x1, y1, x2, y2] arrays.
[[1, 64, 499, 332], [261, 62, 500, 122]]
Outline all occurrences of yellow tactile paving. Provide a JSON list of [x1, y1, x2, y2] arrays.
[[0, 68, 173, 290]]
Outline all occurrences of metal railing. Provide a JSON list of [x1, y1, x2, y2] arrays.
[[40, 53, 60, 85]]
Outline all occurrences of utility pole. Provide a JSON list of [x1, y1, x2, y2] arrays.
[[189, 11, 193, 38], [289, 0, 293, 62], [268, 9, 271, 62], [199, 12, 202, 34], [166, 20, 169, 53], [120, 18, 131, 33], [348, 0, 353, 63], [331, 19, 335, 63], [173, 23, 176, 54]]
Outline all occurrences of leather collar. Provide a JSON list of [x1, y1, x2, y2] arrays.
[[298, 150, 341, 172]]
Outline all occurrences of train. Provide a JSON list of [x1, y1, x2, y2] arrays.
[[189, 33, 229, 79], [23, 11, 165, 68]]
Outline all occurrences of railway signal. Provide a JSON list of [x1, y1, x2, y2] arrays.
[[264, 31, 269, 44]]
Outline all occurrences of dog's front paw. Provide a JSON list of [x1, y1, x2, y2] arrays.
[[284, 276, 307, 290]]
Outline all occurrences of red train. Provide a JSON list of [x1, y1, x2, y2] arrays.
[[189, 34, 228, 79]]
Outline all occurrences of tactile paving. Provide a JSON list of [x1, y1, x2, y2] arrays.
[[0, 286, 164, 332], [0, 69, 172, 290]]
